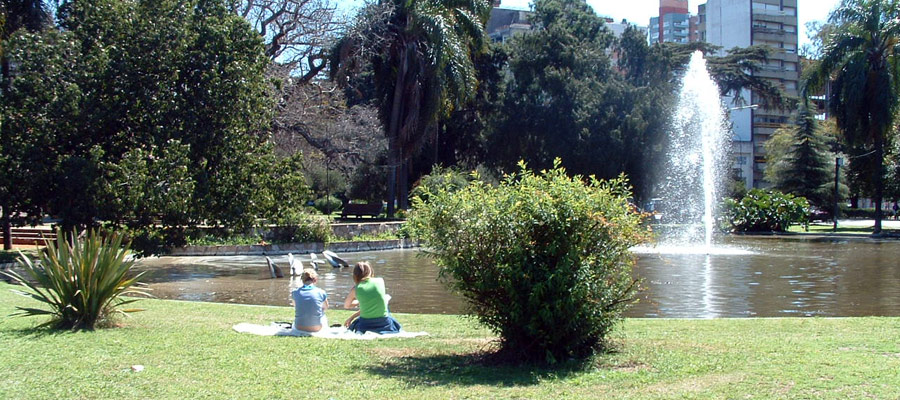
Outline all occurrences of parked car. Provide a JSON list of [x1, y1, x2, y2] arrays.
[[809, 207, 831, 222]]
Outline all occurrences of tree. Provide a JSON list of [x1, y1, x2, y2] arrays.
[[765, 106, 839, 209], [487, 0, 622, 179], [0, 0, 51, 249], [805, 0, 900, 233], [331, 0, 491, 217], [4, 0, 297, 254], [482, 4, 795, 203], [229, 0, 342, 82]]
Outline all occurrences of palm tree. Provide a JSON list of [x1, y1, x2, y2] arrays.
[[1, 0, 51, 250], [805, 0, 900, 234], [331, 0, 490, 217]]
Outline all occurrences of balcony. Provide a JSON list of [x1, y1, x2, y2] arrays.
[[752, 13, 794, 24]]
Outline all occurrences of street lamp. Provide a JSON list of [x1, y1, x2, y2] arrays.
[[833, 157, 843, 231]]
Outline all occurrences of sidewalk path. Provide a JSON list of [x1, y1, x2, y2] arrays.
[[837, 219, 900, 229]]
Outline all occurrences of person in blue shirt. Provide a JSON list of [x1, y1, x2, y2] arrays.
[[292, 269, 328, 332]]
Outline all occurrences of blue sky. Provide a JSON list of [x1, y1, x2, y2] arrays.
[[336, 0, 841, 48]]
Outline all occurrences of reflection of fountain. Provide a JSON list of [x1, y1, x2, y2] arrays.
[[659, 51, 731, 249]]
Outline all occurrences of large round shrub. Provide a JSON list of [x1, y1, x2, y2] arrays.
[[722, 189, 809, 232], [313, 196, 342, 215], [409, 162, 648, 363]]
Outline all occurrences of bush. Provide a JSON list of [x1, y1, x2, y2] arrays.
[[410, 166, 474, 204], [722, 189, 810, 232], [840, 207, 877, 219], [2, 230, 149, 330], [408, 161, 648, 364], [313, 195, 343, 215], [269, 213, 333, 243]]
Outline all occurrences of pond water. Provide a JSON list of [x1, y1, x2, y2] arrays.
[[133, 236, 900, 318]]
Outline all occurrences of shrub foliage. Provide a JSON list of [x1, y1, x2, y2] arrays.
[[723, 189, 810, 232], [3, 230, 149, 330], [409, 161, 647, 363]]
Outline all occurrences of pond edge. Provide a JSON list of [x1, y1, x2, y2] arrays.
[[165, 239, 421, 257]]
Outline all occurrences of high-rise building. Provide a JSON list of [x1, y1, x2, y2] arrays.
[[649, 0, 697, 44], [699, 0, 800, 189]]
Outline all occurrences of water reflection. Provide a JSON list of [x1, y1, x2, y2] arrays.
[[133, 237, 900, 317]]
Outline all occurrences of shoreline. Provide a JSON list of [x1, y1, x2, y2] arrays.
[[164, 238, 420, 257]]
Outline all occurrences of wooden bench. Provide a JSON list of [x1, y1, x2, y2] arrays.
[[0, 228, 58, 246], [340, 203, 383, 219]]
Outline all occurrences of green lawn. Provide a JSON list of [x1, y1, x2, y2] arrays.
[[788, 223, 900, 235], [1, 282, 898, 399]]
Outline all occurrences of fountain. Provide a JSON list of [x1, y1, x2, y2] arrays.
[[657, 51, 732, 250]]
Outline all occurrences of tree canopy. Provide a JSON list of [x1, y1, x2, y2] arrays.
[[1, 0, 310, 253], [330, 0, 491, 216], [805, 0, 900, 233]]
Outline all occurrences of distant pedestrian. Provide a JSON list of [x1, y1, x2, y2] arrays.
[[893, 201, 899, 220]]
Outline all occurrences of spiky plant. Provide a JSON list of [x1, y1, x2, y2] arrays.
[[2, 229, 149, 330]]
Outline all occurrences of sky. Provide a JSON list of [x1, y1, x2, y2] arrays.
[[338, 0, 842, 49]]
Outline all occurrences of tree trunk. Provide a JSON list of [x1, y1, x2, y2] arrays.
[[386, 139, 398, 218], [399, 159, 409, 210], [1, 57, 13, 250], [385, 43, 410, 218], [1, 206, 11, 251], [873, 127, 884, 234]]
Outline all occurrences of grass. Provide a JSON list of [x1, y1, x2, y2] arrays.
[[788, 223, 900, 235], [1, 282, 898, 399], [0, 249, 39, 264]]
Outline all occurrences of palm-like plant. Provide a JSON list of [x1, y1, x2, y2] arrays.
[[332, 0, 491, 217], [805, 0, 900, 233], [2, 230, 149, 330]]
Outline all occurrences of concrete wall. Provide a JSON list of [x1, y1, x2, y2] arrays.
[[706, 0, 751, 51], [167, 239, 420, 257]]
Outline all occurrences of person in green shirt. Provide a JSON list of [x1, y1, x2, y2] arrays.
[[343, 261, 402, 334]]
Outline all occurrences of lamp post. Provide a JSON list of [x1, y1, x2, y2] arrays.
[[833, 157, 843, 232]]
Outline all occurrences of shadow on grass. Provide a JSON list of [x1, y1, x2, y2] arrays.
[[0, 323, 72, 339], [365, 352, 594, 387]]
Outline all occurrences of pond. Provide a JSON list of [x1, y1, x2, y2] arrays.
[[132, 236, 900, 318]]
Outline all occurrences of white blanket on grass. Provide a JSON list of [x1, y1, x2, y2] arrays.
[[232, 322, 428, 340]]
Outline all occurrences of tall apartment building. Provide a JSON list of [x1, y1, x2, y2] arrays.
[[649, 0, 698, 44], [699, 0, 800, 189]]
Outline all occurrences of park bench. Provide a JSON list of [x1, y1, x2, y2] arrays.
[[340, 203, 383, 219], [0, 228, 58, 246]]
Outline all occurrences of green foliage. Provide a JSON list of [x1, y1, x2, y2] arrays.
[[1, 229, 149, 330], [410, 165, 475, 204], [304, 162, 348, 198], [313, 195, 342, 215], [259, 154, 312, 226], [480, 1, 790, 203], [331, 0, 491, 214], [766, 107, 840, 209], [1, 0, 313, 254], [804, 0, 900, 232], [723, 189, 810, 232], [269, 213, 333, 243], [840, 207, 879, 219], [408, 161, 648, 364], [346, 157, 387, 203]]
